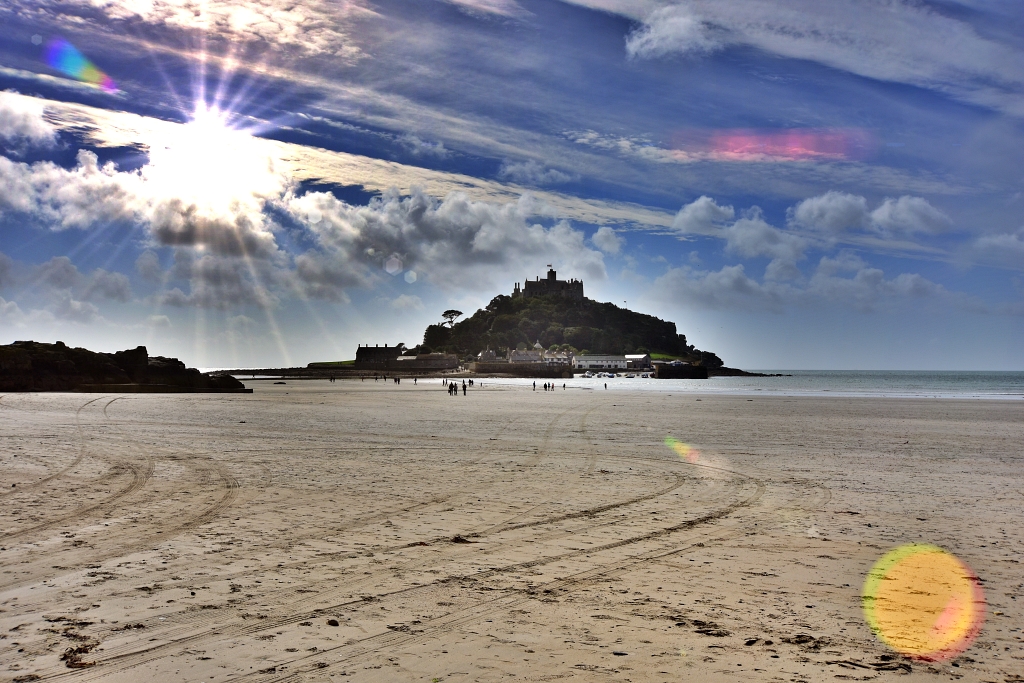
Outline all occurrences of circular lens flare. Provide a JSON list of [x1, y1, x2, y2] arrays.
[[862, 544, 985, 661]]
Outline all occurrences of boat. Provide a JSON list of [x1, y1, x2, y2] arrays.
[[626, 373, 635, 378], [640, 373, 649, 378], [583, 371, 594, 378]]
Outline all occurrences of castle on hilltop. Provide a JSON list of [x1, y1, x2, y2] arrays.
[[513, 267, 584, 300]]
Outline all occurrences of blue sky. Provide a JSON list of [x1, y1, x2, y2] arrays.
[[0, 0, 1021, 369]]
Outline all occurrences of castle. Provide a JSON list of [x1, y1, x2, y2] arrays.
[[513, 267, 584, 300]]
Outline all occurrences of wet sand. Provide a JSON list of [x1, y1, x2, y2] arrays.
[[0, 382, 1021, 682]]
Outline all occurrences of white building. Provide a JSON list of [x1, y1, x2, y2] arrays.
[[625, 353, 652, 369], [573, 355, 628, 370]]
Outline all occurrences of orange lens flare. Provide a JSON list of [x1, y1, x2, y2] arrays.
[[862, 544, 985, 661]]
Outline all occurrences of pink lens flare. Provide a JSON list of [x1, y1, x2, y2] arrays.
[[44, 38, 117, 93], [671, 128, 876, 162]]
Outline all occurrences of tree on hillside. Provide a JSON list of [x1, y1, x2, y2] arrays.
[[441, 309, 463, 327]]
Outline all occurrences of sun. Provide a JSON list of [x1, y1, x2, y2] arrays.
[[142, 103, 287, 216]]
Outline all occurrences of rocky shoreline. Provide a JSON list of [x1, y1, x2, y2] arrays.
[[0, 341, 251, 393]]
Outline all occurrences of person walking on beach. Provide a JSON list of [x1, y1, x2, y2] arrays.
[[533, 381, 536, 391], [462, 381, 467, 396], [604, 383, 607, 389]]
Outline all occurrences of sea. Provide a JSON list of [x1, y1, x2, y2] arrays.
[[448, 371, 1024, 400], [209, 369, 1024, 400]]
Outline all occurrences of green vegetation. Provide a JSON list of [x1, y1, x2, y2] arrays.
[[419, 294, 723, 367]]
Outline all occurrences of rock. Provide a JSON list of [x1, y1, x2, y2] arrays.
[[0, 341, 249, 392], [327, 618, 340, 626]]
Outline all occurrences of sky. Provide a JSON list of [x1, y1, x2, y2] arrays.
[[0, 0, 1022, 370]]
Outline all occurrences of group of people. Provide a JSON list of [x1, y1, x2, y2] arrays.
[[533, 381, 565, 391], [445, 378, 467, 396]]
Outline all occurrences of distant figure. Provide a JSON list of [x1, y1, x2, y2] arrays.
[[462, 382, 467, 396], [563, 383, 565, 390], [414, 377, 417, 384], [533, 381, 536, 391], [604, 383, 607, 390]]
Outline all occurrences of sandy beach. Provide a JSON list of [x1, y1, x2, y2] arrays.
[[0, 381, 1021, 682]]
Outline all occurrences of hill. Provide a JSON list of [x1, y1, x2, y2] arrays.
[[420, 294, 724, 367]]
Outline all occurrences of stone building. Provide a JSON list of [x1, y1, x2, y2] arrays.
[[512, 268, 583, 300]]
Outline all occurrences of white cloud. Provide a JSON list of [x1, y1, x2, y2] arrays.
[[970, 228, 1024, 267], [27, 0, 372, 59], [146, 314, 171, 328], [398, 134, 449, 158], [790, 191, 951, 238], [592, 226, 624, 254], [626, 5, 720, 59], [443, 0, 526, 17], [610, 0, 1024, 115], [789, 191, 868, 233], [0, 91, 57, 147], [870, 196, 951, 237], [498, 160, 577, 186], [390, 294, 424, 311], [671, 195, 734, 234]]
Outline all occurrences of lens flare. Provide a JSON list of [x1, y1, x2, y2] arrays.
[[862, 544, 985, 661], [44, 38, 117, 93], [664, 436, 699, 464], [671, 128, 876, 162]]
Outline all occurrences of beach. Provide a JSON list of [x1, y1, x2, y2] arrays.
[[1, 382, 1021, 682]]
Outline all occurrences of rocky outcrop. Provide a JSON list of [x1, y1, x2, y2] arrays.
[[0, 341, 249, 392]]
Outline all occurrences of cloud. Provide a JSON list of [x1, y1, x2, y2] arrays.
[[52, 293, 102, 324], [34, 256, 82, 290], [135, 250, 163, 282], [0, 151, 141, 229], [443, 0, 527, 17], [789, 191, 868, 234], [0, 91, 57, 148], [26, 0, 371, 59], [498, 160, 577, 186], [146, 314, 171, 328], [0, 295, 26, 324], [650, 255, 982, 313], [288, 188, 607, 293], [0, 251, 15, 288], [626, 5, 720, 59], [790, 192, 951, 238], [869, 196, 951, 237], [81, 268, 133, 302], [970, 227, 1024, 267], [0, 128, 289, 257], [672, 195, 734, 234], [592, 226, 624, 254], [652, 264, 780, 312], [160, 252, 280, 309], [721, 210, 806, 281], [398, 135, 449, 158], [613, 0, 1024, 115], [390, 294, 424, 311]]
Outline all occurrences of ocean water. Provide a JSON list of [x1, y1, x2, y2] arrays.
[[477, 371, 1024, 399]]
